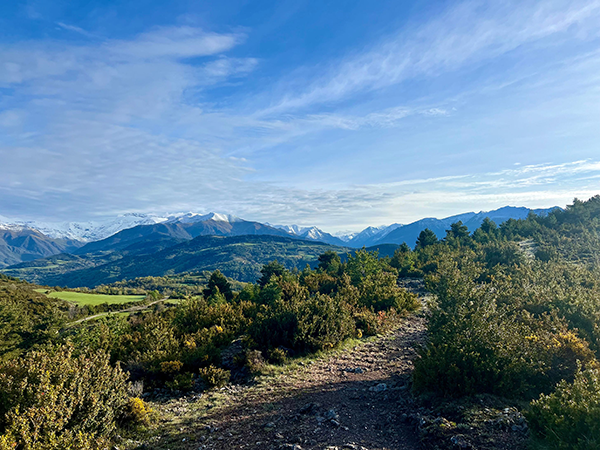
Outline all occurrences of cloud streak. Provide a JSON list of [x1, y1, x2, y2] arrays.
[[260, 0, 600, 114]]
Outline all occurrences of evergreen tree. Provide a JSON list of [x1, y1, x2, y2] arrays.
[[203, 270, 233, 301], [415, 228, 438, 249]]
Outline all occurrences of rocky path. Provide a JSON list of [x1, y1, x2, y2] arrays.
[[141, 301, 428, 450]]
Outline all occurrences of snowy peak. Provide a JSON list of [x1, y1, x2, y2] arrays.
[[168, 212, 240, 224], [0, 213, 167, 242], [267, 223, 346, 246], [348, 223, 402, 247], [300, 226, 324, 240], [0, 211, 242, 243]]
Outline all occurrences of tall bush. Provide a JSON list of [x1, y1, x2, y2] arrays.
[[0, 344, 131, 450]]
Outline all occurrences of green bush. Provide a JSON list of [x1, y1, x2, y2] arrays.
[[414, 258, 598, 398], [528, 367, 600, 449], [352, 309, 382, 336], [165, 372, 194, 391], [358, 271, 419, 312], [295, 294, 355, 352], [198, 365, 230, 388], [267, 347, 288, 365], [0, 344, 130, 450]]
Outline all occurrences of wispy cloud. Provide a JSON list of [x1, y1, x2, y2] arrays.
[[56, 22, 97, 38], [110, 26, 242, 60], [261, 0, 600, 114]]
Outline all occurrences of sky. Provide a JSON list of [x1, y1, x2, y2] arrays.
[[1, 0, 600, 232]]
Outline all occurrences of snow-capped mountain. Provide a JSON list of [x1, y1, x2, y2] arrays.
[[0, 213, 169, 242], [0, 212, 242, 243], [347, 224, 403, 248], [166, 212, 241, 224], [331, 231, 358, 242], [270, 224, 312, 235], [0, 205, 562, 269], [269, 224, 346, 246]]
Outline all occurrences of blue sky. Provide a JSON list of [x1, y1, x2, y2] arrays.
[[1, 0, 600, 231]]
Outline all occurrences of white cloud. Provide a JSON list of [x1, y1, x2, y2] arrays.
[[56, 22, 96, 38], [109, 26, 242, 60]]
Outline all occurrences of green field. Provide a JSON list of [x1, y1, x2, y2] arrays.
[[35, 289, 146, 306]]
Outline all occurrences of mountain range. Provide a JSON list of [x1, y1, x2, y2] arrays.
[[0, 206, 558, 273]]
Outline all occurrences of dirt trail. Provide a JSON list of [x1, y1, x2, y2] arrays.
[[142, 284, 429, 450]]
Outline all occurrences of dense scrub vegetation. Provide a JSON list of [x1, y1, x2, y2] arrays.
[[67, 252, 419, 388], [0, 345, 133, 450], [0, 274, 68, 360], [403, 196, 600, 448]]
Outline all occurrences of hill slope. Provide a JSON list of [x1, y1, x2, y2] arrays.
[[27, 235, 347, 288], [0, 227, 83, 268], [74, 219, 293, 255]]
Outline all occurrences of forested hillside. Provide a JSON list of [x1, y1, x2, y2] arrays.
[[5, 235, 348, 287], [0, 228, 82, 267]]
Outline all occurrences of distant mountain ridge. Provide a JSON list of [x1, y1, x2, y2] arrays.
[[358, 206, 558, 248], [0, 205, 560, 269], [74, 218, 293, 255], [269, 224, 346, 246]]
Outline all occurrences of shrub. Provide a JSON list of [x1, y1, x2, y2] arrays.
[[412, 302, 542, 398], [198, 365, 230, 388], [527, 367, 600, 449], [414, 257, 598, 398], [0, 344, 130, 450], [267, 347, 288, 365], [120, 397, 154, 428], [165, 372, 194, 391], [249, 300, 300, 351], [353, 309, 382, 336], [295, 294, 355, 352], [160, 360, 183, 374], [242, 350, 266, 374], [358, 271, 419, 312]]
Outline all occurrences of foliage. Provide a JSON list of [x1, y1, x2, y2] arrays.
[[410, 195, 600, 450], [415, 228, 438, 249], [0, 279, 68, 360], [120, 397, 154, 428], [198, 365, 231, 388], [528, 367, 600, 449], [0, 344, 132, 449], [413, 255, 598, 398], [203, 270, 233, 302]]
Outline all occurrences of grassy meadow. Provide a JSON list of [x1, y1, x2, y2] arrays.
[[35, 289, 146, 306]]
